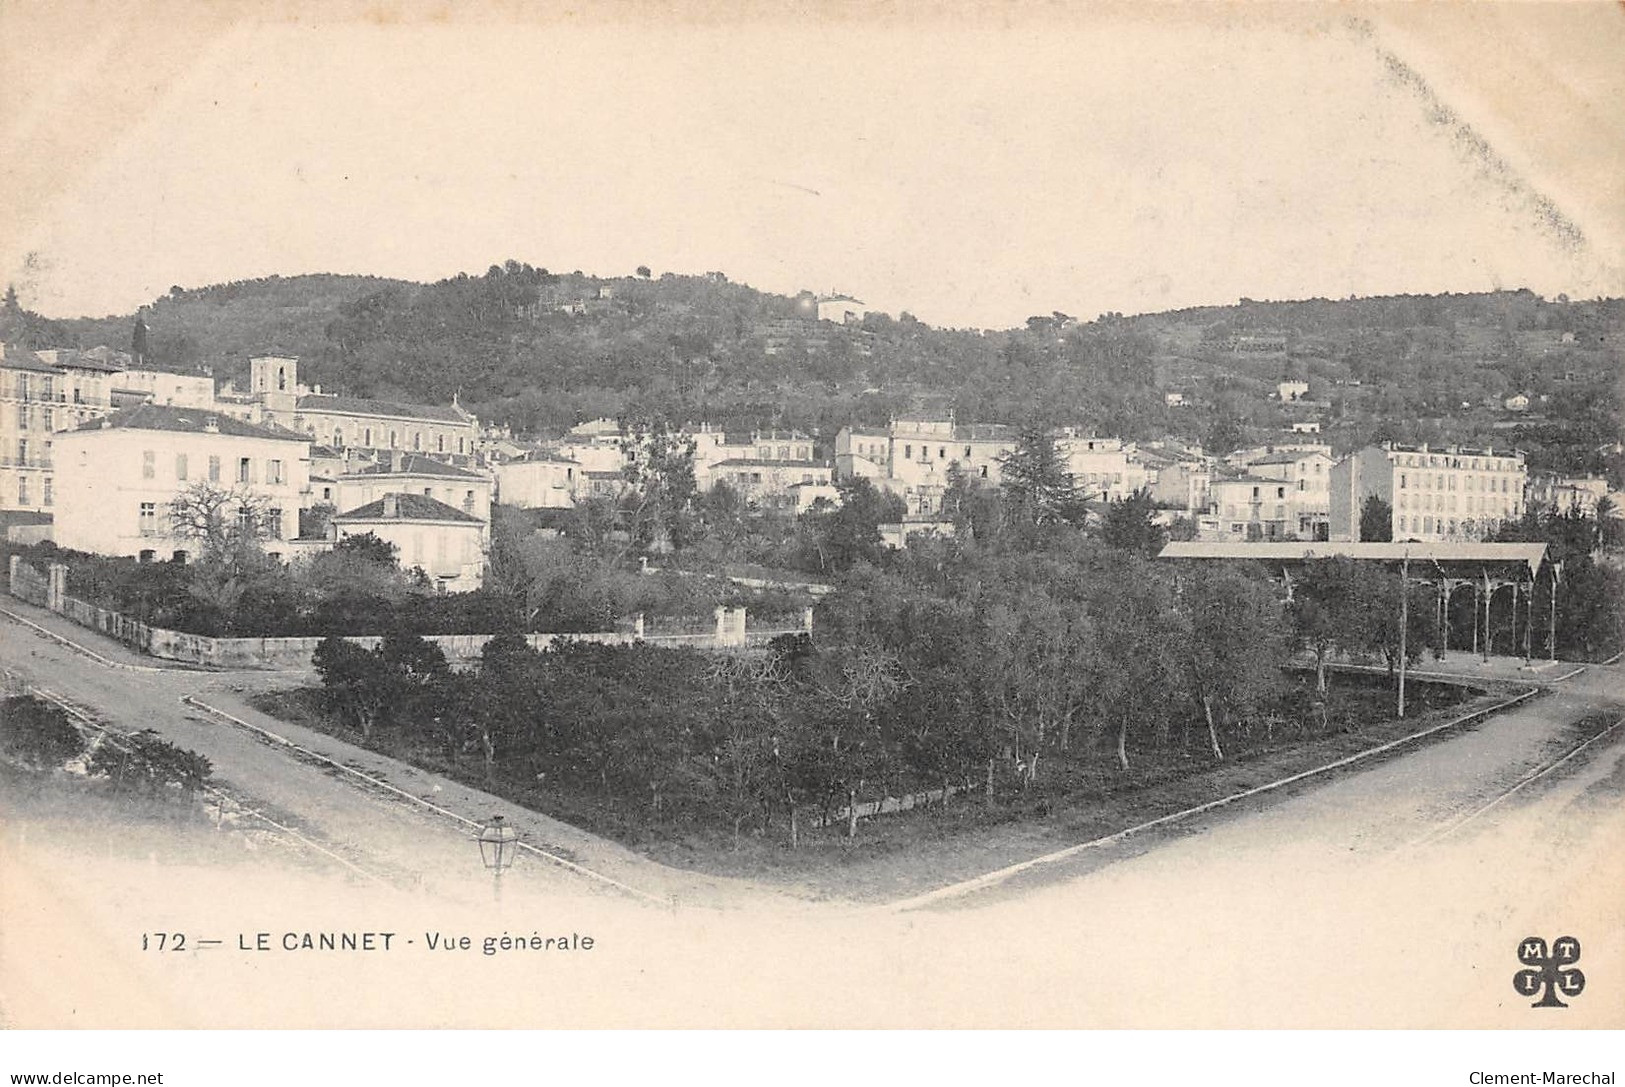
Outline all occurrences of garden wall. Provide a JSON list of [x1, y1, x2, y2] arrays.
[[7, 556, 812, 671]]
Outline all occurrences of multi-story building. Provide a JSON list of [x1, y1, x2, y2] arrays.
[[1527, 474, 1610, 518], [218, 356, 480, 463], [835, 416, 1015, 517], [1207, 476, 1293, 541], [1329, 443, 1527, 542], [333, 453, 492, 539], [494, 452, 583, 509], [1057, 433, 1152, 502], [329, 492, 484, 592], [1241, 448, 1334, 540], [0, 344, 120, 514], [52, 404, 311, 563], [112, 368, 217, 409]]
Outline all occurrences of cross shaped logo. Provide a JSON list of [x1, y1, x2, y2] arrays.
[[1514, 936, 1585, 1008]]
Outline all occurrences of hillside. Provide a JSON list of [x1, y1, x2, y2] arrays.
[[4, 269, 1620, 478]]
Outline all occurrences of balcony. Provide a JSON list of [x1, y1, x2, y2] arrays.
[[0, 455, 52, 469]]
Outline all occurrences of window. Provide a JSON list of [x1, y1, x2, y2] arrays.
[[458, 437, 465, 455], [390, 430, 399, 449], [904, 445, 912, 459], [139, 502, 157, 536], [208, 455, 221, 482], [142, 450, 156, 479], [17, 438, 28, 465], [979, 465, 988, 478], [778, 446, 789, 460], [235, 506, 256, 535], [42, 408, 52, 430], [437, 434, 445, 453], [265, 508, 283, 540], [176, 453, 188, 480], [42, 477, 51, 506], [334, 431, 344, 448], [237, 457, 251, 483], [965, 446, 973, 458], [15, 404, 27, 429], [1399, 474, 1407, 489], [939, 447, 946, 459], [463, 490, 474, 513], [268, 459, 284, 484], [17, 475, 29, 505], [364, 428, 373, 446], [413, 432, 422, 451]]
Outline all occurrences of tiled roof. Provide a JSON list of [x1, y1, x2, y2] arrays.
[[296, 394, 470, 424], [333, 492, 482, 524], [714, 458, 825, 468], [71, 404, 310, 443], [350, 454, 484, 479], [1249, 449, 1329, 466]]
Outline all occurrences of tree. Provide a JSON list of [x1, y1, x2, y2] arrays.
[[131, 314, 150, 364], [796, 477, 903, 573], [168, 481, 274, 560], [1360, 495, 1394, 542], [1099, 488, 1168, 557], [312, 637, 392, 741], [620, 414, 699, 553], [1181, 567, 1289, 759], [635, 265, 652, 279], [332, 531, 398, 568], [0, 695, 86, 770], [999, 424, 1080, 527]]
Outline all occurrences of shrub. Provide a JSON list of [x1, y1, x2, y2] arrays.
[[0, 695, 87, 770]]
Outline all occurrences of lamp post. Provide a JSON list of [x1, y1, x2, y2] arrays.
[[1397, 552, 1409, 719], [477, 814, 518, 902]]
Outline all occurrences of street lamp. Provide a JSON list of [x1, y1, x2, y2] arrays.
[[477, 814, 518, 901]]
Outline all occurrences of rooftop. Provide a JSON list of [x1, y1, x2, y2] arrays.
[[1159, 540, 1548, 575], [295, 394, 471, 424], [333, 492, 483, 524], [348, 453, 485, 480], [71, 404, 310, 443]]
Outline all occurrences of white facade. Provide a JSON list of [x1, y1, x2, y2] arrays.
[[1330, 443, 1527, 542], [495, 454, 581, 509], [1207, 477, 1292, 541], [1059, 435, 1151, 502], [113, 369, 217, 409], [330, 492, 484, 592], [333, 454, 492, 538], [1240, 449, 1334, 539], [52, 406, 310, 562], [0, 346, 120, 514]]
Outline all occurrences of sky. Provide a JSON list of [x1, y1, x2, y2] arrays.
[[2, 2, 1622, 329]]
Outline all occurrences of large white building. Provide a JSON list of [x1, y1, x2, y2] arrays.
[[330, 492, 485, 592], [1058, 433, 1152, 502], [1241, 448, 1334, 540], [51, 404, 311, 563], [333, 453, 492, 539], [835, 416, 1015, 517], [495, 452, 583, 509], [1330, 443, 1527, 542], [219, 356, 479, 463], [0, 345, 122, 514]]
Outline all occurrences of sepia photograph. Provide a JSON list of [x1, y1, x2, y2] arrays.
[[1, 0, 1622, 1072]]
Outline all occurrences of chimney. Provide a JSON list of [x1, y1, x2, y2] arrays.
[[383, 493, 398, 518]]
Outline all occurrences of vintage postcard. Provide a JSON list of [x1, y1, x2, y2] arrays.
[[1, 0, 1622, 1056]]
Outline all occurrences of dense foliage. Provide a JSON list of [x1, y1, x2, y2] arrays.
[[9, 273, 1617, 483]]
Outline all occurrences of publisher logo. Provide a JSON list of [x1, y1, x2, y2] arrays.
[[1514, 936, 1585, 1008]]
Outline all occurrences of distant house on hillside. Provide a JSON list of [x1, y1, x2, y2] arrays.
[[1503, 393, 1531, 413], [1277, 380, 1310, 402]]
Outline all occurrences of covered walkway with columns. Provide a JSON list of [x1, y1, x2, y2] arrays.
[[1158, 541, 1556, 664]]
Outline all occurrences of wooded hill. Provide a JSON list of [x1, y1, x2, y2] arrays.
[[4, 271, 1620, 478]]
